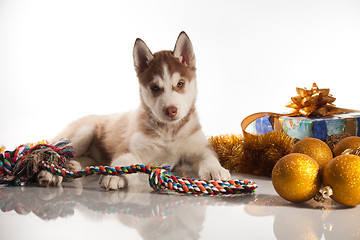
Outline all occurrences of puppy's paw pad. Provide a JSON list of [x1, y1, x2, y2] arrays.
[[37, 170, 63, 186], [99, 175, 127, 190]]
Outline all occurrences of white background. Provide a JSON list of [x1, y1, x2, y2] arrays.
[[1, 0, 360, 147]]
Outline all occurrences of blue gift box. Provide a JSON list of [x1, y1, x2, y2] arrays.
[[247, 113, 360, 141]]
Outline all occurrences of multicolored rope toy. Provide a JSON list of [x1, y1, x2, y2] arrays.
[[0, 139, 258, 196]]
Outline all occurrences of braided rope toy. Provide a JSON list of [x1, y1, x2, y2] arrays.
[[0, 139, 258, 196]]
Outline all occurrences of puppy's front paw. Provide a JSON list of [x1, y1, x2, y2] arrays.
[[99, 175, 127, 191], [199, 164, 231, 180], [37, 170, 63, 187], [66, 160, 82, 171]]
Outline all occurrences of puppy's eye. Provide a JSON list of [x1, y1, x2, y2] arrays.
[[177, 80, 185, 89], [150, 85, 160, 92]]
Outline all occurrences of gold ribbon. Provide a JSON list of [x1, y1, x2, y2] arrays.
[[241, 83, 358, 137]]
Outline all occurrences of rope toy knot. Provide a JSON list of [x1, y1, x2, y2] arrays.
[[149, 168, 171, 191]]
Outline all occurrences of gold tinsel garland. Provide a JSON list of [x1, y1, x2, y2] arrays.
[[209, 132, 295, 177]]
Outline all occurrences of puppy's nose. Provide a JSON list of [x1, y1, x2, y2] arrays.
[[164, 106, 178, 118]]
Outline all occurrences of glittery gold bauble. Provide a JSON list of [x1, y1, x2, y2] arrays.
[[290, 138, 333, 170], [322, 154, 360, 206], [272, 153, 321, 203], [333, 136, 360, 156]]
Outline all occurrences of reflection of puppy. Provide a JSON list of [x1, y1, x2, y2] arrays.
[[116, 196, 206, 240], [37, 31, 230, 189]]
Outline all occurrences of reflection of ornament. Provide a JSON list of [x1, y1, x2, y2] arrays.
[[273, 206, 323, 240], [290, 138, 333, 170], [333, 136, 360, 156], [322, 154, 360, 206], [323, 203, 360, 239], [272, 153, 321, 203]]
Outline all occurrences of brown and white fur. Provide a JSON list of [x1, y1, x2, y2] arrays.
[[37, 31, 230, 190]]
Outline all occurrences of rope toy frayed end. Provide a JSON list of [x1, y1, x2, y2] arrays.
[[0, 139, 74, 186]]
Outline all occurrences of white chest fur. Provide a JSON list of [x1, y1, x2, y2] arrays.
[[129, 126, 202, 166]]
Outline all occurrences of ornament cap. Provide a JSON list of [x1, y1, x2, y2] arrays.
[[314, 186, 333, 202]]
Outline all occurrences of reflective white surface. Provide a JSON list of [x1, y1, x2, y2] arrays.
[[1, 1, 360, 239], [1, 174, 358, 240]]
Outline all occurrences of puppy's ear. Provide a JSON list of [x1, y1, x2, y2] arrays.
[[133, 38, 154, 74], [173, 31, 196, 68]]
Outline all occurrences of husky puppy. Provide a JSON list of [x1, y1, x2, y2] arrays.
[[37, 32, 230, 190]]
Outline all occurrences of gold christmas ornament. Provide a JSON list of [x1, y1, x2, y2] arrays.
[[290, 138, 333, 170], [333, 136, 360, 156], [322, 154, 360, 206], [272, 153, 321, 203]]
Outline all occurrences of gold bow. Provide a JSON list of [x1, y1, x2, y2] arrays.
[[285, 83, 336, 116]]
